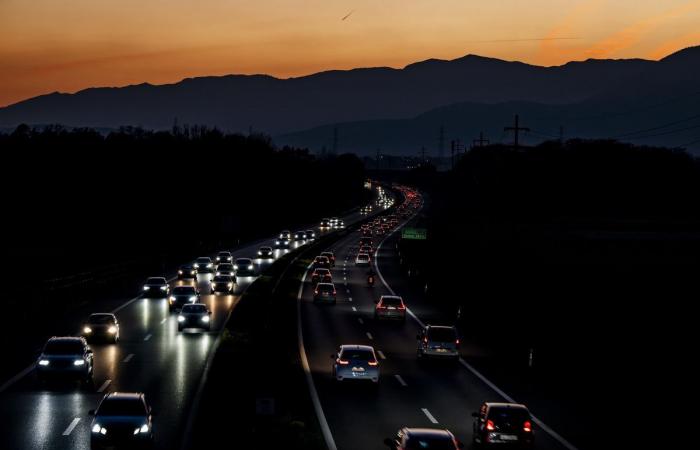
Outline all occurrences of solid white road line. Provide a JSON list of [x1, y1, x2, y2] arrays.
[[97, 379, 111, 393], [122, 354, 134, 363], [395, 374, 408, 387], [62, 418, 80, 436], [377, 350, 386, 360], [144, 334, 152, 341], [421, 408, 439, 424], [366, 332, 373, 340]]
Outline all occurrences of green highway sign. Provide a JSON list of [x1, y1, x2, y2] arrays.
[[401, 227, 427, 240]]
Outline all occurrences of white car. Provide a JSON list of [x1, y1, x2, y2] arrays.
[[331, 345, 379, 384], [355, 253, 371, 267]]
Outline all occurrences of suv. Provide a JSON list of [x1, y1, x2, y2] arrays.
[[142, 277, 169, 297], [313, 282, 337, 304], [417, 325, 459, 360], [215, 263, 235, 277], [331, 345, 379, 384], [374, 295, 406, 321], [320, 251, 335, 266], [82, 313, 120, 344], [355, 253, 371, 267], [472, 402, 534, 448], [90, 392, 154, 449], [168, 285, 199, 311], [385, 428, 464, 450], [36, 337, 93, 384], [177, 303, 211, 332], [215, 251, 232, 264]]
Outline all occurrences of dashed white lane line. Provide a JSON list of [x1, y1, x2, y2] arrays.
[[348, 297, 352, 302], [366, 332, 373, 340], [421, 408, 439, 424], [62, 418, 80, 436], [346, 289, 350, 294], [144, 334, 152, 341], [395, 375, 408, 387], [351, 306, 357, 312], [377, 350, 386, 360], [358, 318, 364, 325], [122, 354, 134, 363], [97, 379, 112, 393], [160, 318, 167, 324]]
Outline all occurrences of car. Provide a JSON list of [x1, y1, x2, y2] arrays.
[[359, 237, 373, 248], [331, 345, 379, 383], [193, 256, 214, 273], [320, 218, 331, 229], [36, 337, 93, 384], [142, 277, 169, 297], [312, 255, 331, 270], [257, 246, 274, 259], [211, 275, 235, 294], [311, 268, 331, 284], [355, 252, 371, 267], [361, 205, 372, 215], [329, 217, 339, 226], [305, 229, 316, 240], [279, 230, 292, 240], [293, 230, 307, 241], [320, 251, 335, 266], [274, 237, 291, 249], [177, 264, 196, 280], [215, 251, 232, 264], [177, 303, 211, 332], [168, 285, 199, 311], [313, 282, 337, 304], [82, 313, 120, 343], [234, 258, 255, 276], [215, 263, 235, 277], [417, 325, 459, 360], [374, 295, 406, 321], [472, 402, 534, 448], [384, 428, 464, 450], [89, 392, 154, 449], [335, 219, 345, 229]]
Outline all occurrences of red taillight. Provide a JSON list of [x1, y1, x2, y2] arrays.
[[455, 339, 460, 345], [423, 336, 428, 343], [398, 304, 406, 310], [486, 420, 495, 431], [368, 360, 378, 366], [523, 421, 532, 433], [337, 359, 349, 365], [332, 291, 337, 295]]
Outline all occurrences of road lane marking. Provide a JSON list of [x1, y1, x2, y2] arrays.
[[395, 374, 408, 386], [348, 297, 352, 302], [144, 334, 152, 341], [346, 289, 350, 294], [160, 318, 167, 324], [122, 354, 134, 363], [62, 418, 80, 436], [352, 306, 357, 312], [421, 408, 438, 424], [366, 332, 373, 340], [358, 318, 364, 325], [97, 379, 112, 393], [377, 350, 386, 359]]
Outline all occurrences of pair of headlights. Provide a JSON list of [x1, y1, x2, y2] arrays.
[[177, 315, 209, 323], [83, 326, 117, 334], [91, 423, 148, 435]]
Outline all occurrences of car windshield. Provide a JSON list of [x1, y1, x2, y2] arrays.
[[341, 349, 373, 361], [182, 305, 207, 313], [260, 247, 272, 252], [218, 253, 230, 257], [173, 286, 195, 295], [488, 407, 530, 424], [98, 398, 146, 416], [321, 253, 333, 258], [382, 297, 403, 306], [214, 276, 232, 282], [217, 264, 233, 270], [316, 257, 328, 262], [88, 315, 114, 324], [146, 278, 165, 285], [236, 259, 252, 265], [405, 436, 454, 450], [44, 340, 83, 355], [196, 258, 211, 263], [428, 328, 457, 342]]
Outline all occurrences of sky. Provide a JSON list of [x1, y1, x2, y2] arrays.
[[1, 0, 699, 107]]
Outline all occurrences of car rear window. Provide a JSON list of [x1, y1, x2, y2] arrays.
[[341, 349, 373, 360], [214, 276, 232, 282], [44, 340, 83, 354], [318, 284, 334, 292], [236, 259, 252, 265], [427, 328, 457, 342], [173, 286, 195, 294], [381, 297, 403, 306], [98, 398, 147, 416], [488, 407, 530, 424], [405, 436, 454, 450]]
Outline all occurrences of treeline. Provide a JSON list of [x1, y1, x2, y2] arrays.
[[1, 124, 368, 279]]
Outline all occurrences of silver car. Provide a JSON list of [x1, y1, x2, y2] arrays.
[[332, 345, 380, 384], [177, 303, 211, 332], [417, 325, 460, 360]]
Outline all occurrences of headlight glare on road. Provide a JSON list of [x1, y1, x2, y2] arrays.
[[73, 359, 85, 366], [38, 359, 49, 366], [202, 316, 210, 323], [178, 315, 185, 322], [108, 326, 117, 334], [83, 327, 92, 334]]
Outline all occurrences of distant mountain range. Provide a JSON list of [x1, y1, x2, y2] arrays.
[[1, 45, 699, 155]]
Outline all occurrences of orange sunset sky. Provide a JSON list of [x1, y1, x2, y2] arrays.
[[1, 0, 699, 107]]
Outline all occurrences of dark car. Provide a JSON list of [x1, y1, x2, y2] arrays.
[[177, 264, 196, 280], [311, 268, 331, 284], [313, 282, 337, 304], [177, 303, 211, 332], [359, 237, 373, 248], [215, 263, 235, 277], [257, 246, 274, 259], [305, 230, 316, 240], [234, 258, 255, 276], [193, 257, 214, 273], [90, 392, 154, 449], [417, 325, 459, 360], [320, 251, 336, 266], [168, 285, 199, 311], [274, 237, 291, 249], [472, 402, 534, 448], [385, 428, 464, 450], [293, 230, 307, 241], [279, 230, 292, 240], [142, 277, 169, 297], [82, 313, 120, 343], [36, 337, 93, 384], [320, 218, 331, 229], [215, 251, 232, 264], [211, 275, 235, 294], [312, 255, 331, 270]]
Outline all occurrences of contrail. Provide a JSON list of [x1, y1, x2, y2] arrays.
[[342, 10, 355, 21]]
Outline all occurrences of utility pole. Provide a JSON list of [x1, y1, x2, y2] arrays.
[[504, 114, 530, 150], [473, 131, 490, 148], [438, 125, 445, 160]]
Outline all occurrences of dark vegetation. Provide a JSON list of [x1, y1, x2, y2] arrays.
[[390, 139, 700, 448]]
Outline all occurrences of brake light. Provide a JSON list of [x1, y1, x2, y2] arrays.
[[423, 336, 428, 344], [368, 360, 378, 366], [314, 290, 319, 295], [486, 420, 495, 431], [456, 339, 460, 345], [398, 304, 406, 310], [337, 359, 349, 365], [332, 291, 337, 295], [523, 421, 532, 433]]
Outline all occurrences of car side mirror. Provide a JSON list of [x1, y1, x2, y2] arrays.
[[88, 409, 95, 416], [471, 412, 479, 418], [384, 438, 396, 449]]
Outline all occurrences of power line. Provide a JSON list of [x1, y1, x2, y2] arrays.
[[614, 113, 700, 138], [624, 123, 700, 140]]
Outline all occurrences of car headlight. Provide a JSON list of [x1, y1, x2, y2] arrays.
[[202, 316, 210, 323], [108, 326, 117, 334], [160, 285, 167, 290], [207, 263, 213, 268], [190, 270, 195, 274], [38, 359, 49, 366], [211, 283, 216, 288], [143, 286, 150, 291], [275, 240, 280, 245], [216, 257, 220, 261], [178, 316, 185, 322], [233, 265, 239, 270], [92, 424, 107, 434], [178, 270, 183, 274], [83, 326, 92, 334], [74, 359, 85, 366], [227, 283, 233, 288], [194, 263, 199, 268], [189, 296, 197, 302], [134, 424, 149, 435], [248, 265, 253, 270], [169, 296, 175, 303], [216, 272, 220, 276], [257, 251, 262, 255]]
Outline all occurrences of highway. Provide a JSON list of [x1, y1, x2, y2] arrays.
[[0, 203, 374, 450], [299, 193, 578, 450]]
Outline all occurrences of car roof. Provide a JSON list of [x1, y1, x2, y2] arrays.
[[217, 251, 231, 254], [403, 428, 453, 439], [340, 344, 374, 352], [314, 268, 330, 272], [317, 282, 334, 288], [321, 251, 334, 255], [104, 392, 143, 401], [196, 256, 211, 261], [260, 246, 272, 249], [182, 303, 206, 309], [146, 277, 166, 283], [427, 325, 456, 331], [48, 336, 85, 343], [485, 402, 529, 411]]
